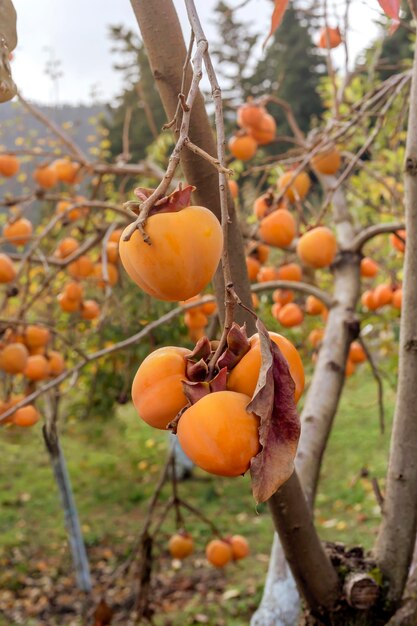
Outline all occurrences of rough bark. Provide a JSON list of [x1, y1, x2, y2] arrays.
[[252, 180, 361, 625], [129, 0, 254, 330], [43, 425, 92, 593], [375, 33, 417, 604]]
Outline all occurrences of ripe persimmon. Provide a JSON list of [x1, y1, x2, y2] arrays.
[[0, 154, 19, 177], [58, 293, 81, 313], [109, 229, 123, 243], [297, 227, 337, 268], [310, 146, 341, 175], [272, 289, 294, 305], [318, 26, 342, 49], [349, 341, 366, 364], [0, 343, 29, 374], [361, 289, 377, 311], [392, 288, 402, 309], [3, 217, 33, 246], [271, 302, 282, 319], [177, 391, 260, 476], [25, 325, 50, 348], [55, 199, 83, 222], [390, 230, 406, 252], [259, 209, 296, 248], [246, 256, 261, 281], [132, 346, 191, 430], [34, 165, 58, 188], [254, 193, 273, 219], [230, 535, 249, 560], [345, 359, 355, 377], [373, 283, 393, 308], [228, 332, 304, 402], [120, 207, 223, 301], [237, 103, 266, 129], [228, 134, 257, 161], [81, 300, 100, 320], [305, 295, 324, 315], [252, 293, 260, 309], [24, 355, 50, 381], [48, 351, 65, 376], [228, 179, 239, 199], [206, 539, 233, 568], [184, 310, 208, 329], [278, 302, 304, 327], [63, 281, 83, 301], [278, 171, 311, 203], [13, 405, 40, 427], [277, 263, 302, 282], [257, 266, 279, 283], [0, 253, 16, 283], [168, 533, 194, 559], [68, 255, 94, 279], [201, 300, 217, 316], [57, 237, 79, 258], [360, 257, 379, 278], [255, 243, 270, 264], [93, 262, 119, 288], [106, 241, 119, 264], [308, 328, 324, 347], [53, 158, 79, 183], [247, 113, 276, 145]]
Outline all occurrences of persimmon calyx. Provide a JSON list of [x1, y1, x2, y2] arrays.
[[182, 366, 228, 406], [133, 183, 197, 217], [217, 323, 251, 370]]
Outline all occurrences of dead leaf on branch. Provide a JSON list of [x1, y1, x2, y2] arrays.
[[263, 0, 290, 49], [248, 318, 301, 503], [376, 0, 400, 33], [133, 184, 196, 215], [0, 0, 17, 102]]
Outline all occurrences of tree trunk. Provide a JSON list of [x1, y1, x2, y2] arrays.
[[252, 180, 361, 625], [375, 29, 417, 604], [43, 425, 92, 593]]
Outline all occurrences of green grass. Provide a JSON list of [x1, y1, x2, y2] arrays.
[[0, 372, 396, 625]]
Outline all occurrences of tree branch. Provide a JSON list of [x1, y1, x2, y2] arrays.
[[350, 222, 405, 253]]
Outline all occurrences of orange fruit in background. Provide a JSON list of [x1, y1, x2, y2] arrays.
[[255, 243, 270, 264], [311, 146, 341, 175], [81, 300, 100, 320], [0, 253, 16, 283], [34, 165, 58, 188], [277, 263, 302, 282], [259, 209, 296, 248], [271, 302, 282, 319], [318, 26, 342, 49], [246, 256, 261, 281], [168, 533, 194, 559], [349, 341, 366, 364], [228, 179, 239, 199], [132, 346, 191, 430], [0, 154, 19, 177], [106, 241, 119, 264], [120, 207, 223, 302], [201, 300, 217, 316], [64, 281, 83, 301], [361, 289, 377, 311], [272, 289, 294, 305], [53, 158, 79, 183], [93, 262, 119, 288], [253, 194, 273, 219], [305, 295, 324, 315], [24, 355, 50, 381], [206, 539, 233, 568], [0, 343, 29, 374], [392, 288, 402, 310], [297, 227, 337, 268], [230, 535, 249, 560], [13, 405, 40, 427], [360, 257, 379, 278], [55, 199, 83, 222], [3, 217, 33, 246], [308, 328, 324, 347], [257, 266, 279, 283], [109, 229, 123, 243], [252, 293, 260, 309], [278, 302, 304, 328], [184, 310, 208, 329], [57, 237, 79, 258], [177, 391, 260, 477], [25, 325, 50, 348], [48, 351, 65, 376], [228, 134, 257, 161], [237, 103, 266, 129], [58, 292, 81, 313], [390, 230, 406, 253], [278, 171, 311, 203], [68, 255, 94, 279], [373, 283, 393, 308], [247, 113, 276, 145], [228, 331, 304, 403], [345, 359, 355, 377]]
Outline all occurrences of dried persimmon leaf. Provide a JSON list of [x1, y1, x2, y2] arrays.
[[248, 318, 300, 503], [262, 0, 290, 49]]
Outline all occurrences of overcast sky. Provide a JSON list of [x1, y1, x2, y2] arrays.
[[10, 0, 383, 106]]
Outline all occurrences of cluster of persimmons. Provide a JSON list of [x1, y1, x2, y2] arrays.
[[168, 530, 249, 569]]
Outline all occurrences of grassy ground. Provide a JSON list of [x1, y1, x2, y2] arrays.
[[0, 372, 396, 625]]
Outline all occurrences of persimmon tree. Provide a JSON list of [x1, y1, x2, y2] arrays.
[[2, 0, 417, 624]]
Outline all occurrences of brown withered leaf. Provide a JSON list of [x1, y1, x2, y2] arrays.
[[248, 318, 300, 503], [93, 597, 113, 626], [262, 0, 290, 49], [182, 380, 210, 405], [133, 184, 197, 216]]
